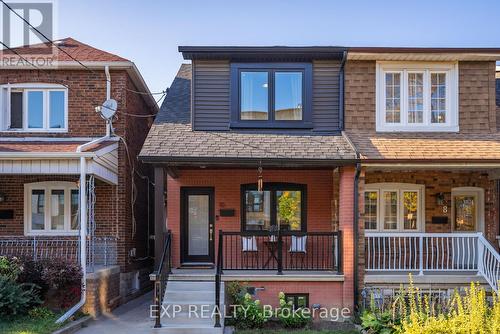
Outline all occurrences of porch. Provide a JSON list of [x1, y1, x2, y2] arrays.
[[360, 168, 500, 292]]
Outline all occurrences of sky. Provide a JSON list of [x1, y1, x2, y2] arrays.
[[55, 0, 500, 100]]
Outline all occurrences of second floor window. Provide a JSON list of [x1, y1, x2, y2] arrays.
[[376, 63, 458, 132], [231, 63, 312, 128], [1, 84, 68, 132]]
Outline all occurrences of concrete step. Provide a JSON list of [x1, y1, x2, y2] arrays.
[[160, 311, 217, 326], [152, 324, 223, 334], [166, 281, 216, 291], [166, 291, 217, 303]]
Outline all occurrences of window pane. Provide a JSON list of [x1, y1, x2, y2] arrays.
[[49, 91, 65, 128], [408, 73, 424, 123], [364, 191, 378, 230], [454, 195, 476, 232], [276, 190, 302, 231], [245, 191, 271, 230], [403, 191, 418, 230], [383, 191, 398, 230], [27, 91, 44, 128], [385, 73, 401, 123], [71, 189, 79, 230], [431, 73, 446, 123], [31, 189, 45, 230], [10, 91, 23, 129], [275, 72, 303, 120], [240, 72, 268, 120], [51, 189, 65, 230]]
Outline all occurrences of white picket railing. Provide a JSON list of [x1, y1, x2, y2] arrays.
[[365, 232, 500, 292]]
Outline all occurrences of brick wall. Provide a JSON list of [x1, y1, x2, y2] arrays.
[[344, 60, 498, 133], [363, 170, 499, 246], [166, 169, 335, 268]]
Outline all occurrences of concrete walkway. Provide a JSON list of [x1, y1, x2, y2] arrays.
[[77, 292, 154, 334]]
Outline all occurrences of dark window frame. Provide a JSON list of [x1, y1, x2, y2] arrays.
[[284, 293, 309, 310], [240, 182, 307, 232], [230, 63, 313, 129]]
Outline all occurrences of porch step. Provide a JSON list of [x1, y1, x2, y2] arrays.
[[155, 279, 224, 334]]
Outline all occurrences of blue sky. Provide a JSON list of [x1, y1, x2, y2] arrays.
[[57, 0, 500, 98]]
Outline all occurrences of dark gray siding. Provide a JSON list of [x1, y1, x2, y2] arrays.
[[312, 60, 341, 132], [192, 60, 341, 132], [192, 60, 230, 130]]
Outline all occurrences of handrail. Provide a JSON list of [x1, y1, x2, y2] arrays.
[[150, 231, 172, 329], [214, 230, 223, 328], [477, 234, 500, 293]]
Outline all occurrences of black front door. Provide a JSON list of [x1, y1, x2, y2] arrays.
[[181, 187, 215, 263]]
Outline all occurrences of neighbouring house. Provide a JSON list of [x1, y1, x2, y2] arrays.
[[0, 38, 158, 317], [344, 49, 500, 301]]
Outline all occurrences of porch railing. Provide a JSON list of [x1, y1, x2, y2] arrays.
[[365, 232, 500, 292], [0, 236, 117, 273], [150, 231, 172, 329], [218, 231, 342, 273]]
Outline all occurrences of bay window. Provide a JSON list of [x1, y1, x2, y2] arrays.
[[1, 83, 68, 132], [376, 62, 458, 132], [242, 183, 306, 232], [24, 182, 79, 235], [364, 183, 424, 232]]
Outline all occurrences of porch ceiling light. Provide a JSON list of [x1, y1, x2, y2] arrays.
[[257, 162, 263, 192]]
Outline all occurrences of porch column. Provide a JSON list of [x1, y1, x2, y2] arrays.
[[154, 167, 166, 268], [338, 166, 357, 312]]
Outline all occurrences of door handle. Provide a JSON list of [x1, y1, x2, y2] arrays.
[[209, 225, 213, 241]]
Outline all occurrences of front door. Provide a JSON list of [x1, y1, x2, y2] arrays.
[[181, 187, 215, 264]]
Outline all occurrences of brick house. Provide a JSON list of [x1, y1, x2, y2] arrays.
[[0, 38, 158, 316], [141, 47, 500, 332]]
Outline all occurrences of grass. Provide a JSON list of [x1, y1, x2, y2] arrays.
[[236, 330, 360, 334], [0, 313, 63, 334]]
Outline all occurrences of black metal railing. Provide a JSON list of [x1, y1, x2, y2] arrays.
[[150, 231, 172, 329], [218, 230, 342, 273]]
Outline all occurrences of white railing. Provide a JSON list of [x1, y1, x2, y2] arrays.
[[365, 232, 500, 292], [0, 236, 118, 272]]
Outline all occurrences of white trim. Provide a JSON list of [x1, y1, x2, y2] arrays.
[[0, 83, 69, 132], [0, 137, 118, 142], [451, 187, 485, 233], [376, 62, 459, 132], [364, 182, 425, 232], [24, 181, 79, 236]]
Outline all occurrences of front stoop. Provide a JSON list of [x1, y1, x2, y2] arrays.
[[154, 278, 224, 334]]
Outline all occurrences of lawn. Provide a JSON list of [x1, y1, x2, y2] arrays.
[[0, 314, 63, 334], [236, 330, 360, 334]]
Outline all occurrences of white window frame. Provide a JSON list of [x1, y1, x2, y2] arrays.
[[376, 62, 459, 132], [0, 83, 68, 132], [364, 183, 425, 232], [24, 181, 79, 236]]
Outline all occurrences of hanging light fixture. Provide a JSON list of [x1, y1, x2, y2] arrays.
[[257, 161, 263, 192]]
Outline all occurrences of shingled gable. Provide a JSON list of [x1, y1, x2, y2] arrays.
[[139, 64, 357, 166]]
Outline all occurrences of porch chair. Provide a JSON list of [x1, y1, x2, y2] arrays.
[[241, 236, 258, 269], [289, 235, 307, 270]]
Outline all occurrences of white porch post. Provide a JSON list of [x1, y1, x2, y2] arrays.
[[477, 232, 484, 276], [418, 235, 424, 276]]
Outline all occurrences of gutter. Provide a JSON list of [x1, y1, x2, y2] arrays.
[[353, 162, 361, 311], [57, 67, 114, 324], [339, 50, 347, 130]]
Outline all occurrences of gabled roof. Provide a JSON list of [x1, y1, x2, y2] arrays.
[[140, 64, 357, 166], [1, 37, 129, 62]]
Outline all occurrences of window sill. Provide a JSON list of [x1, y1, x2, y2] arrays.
[[375, 125, 459, 133], [1, 129, 68, 133], [230, 121, 313, 129], [25, 231, 79, 237]]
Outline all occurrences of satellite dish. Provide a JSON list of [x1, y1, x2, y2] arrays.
[[99, 99, 117, 120]]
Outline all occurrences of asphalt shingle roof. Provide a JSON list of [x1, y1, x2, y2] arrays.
[[140, 64, 356, 163]]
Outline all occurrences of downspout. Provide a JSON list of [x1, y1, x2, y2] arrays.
[[56, 67, 112, 323], [353, 162, 361, 311], [339, 50, 347, 130]]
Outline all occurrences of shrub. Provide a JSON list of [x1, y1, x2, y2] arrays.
[[0, 256, 21, 281], [41, 259, 82, 290], [0, 276, 41, 316], [233, 293, 268, 329], [28, 306, 55, 319], [277, 291, 311, 328], [16, 258, 48, 296]]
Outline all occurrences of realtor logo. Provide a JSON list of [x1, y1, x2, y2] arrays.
[[1, 0, 56, 54]]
